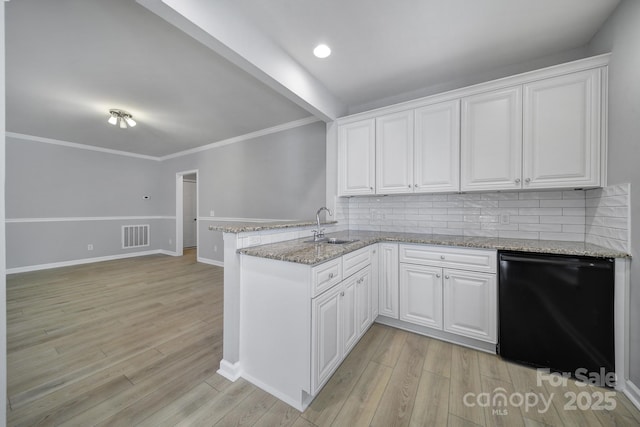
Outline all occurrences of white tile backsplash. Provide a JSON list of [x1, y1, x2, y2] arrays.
[[585, 183, 630, 253], [341, 186, 630, 249]]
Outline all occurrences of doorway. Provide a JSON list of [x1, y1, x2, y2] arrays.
[[175, 170, 199, 257]]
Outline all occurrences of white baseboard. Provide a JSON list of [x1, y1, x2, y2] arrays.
[[217, 360, 242, 381], [241, 371, 309, 412], [197, 257, 224, 267], [7, 249, 167, 274], [159, 250, 180, 257], [625, 379, 640, 411]]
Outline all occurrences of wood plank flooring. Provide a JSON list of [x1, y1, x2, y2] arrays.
[[7, 250, 640, 426]]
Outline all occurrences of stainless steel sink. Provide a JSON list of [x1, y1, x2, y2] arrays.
[[304, 237, 359, 244], [325, 238, 358, 244]]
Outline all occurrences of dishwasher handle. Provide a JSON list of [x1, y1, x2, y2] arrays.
[[499, 253, 613, 269]]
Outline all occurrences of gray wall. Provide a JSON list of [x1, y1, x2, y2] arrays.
[[162, 121, 327, 263], [588, 0, 640, 385], [5, 121, 326, 268], [5, 136, 171, 269]]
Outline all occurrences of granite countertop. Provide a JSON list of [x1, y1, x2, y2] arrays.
[[205, 219, 338, 233], [239, 230, 630, 265]]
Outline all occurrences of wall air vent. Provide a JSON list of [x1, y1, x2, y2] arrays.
[[122, 224, 150, 249]]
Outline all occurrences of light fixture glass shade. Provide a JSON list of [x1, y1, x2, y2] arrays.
[[124, 116, 136, 127], [108, 109, 136, 129]]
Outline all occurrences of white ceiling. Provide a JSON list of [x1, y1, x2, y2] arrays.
[[5, 0, 620, 157]]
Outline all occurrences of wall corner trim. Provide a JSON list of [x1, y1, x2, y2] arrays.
[[625, 380, 640, 411]]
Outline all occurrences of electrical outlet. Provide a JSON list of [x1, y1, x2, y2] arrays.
[[87, 244, 93, 251], [500, 213, 510, 225], [210, 210, 215, 217], [169, 238, 173, 245], [214, 245, 218, 252]]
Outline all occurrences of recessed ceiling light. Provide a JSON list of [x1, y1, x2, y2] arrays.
[[313, 44, 331, 59]]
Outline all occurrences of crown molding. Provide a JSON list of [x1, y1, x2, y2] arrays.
[[6, 116, 322, 162], [158, 116, 321, 161]]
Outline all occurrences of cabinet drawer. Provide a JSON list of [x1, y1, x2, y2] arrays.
[[343, 246, 372, 278], [399, 244, 496, 273], [311, 258, 343, 297]]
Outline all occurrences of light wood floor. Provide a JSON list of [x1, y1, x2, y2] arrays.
[[6, 250, 640, 426]]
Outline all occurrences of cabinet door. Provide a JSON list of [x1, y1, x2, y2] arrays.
[[342, 276, 358, 355], [338, 119, 376, 196], [414, 100, 460, 193], [443, 269, 496, 343], [311, 285, 342, 394], [378, 243, 399, 318], [355, 267, 372, 338], [399, 263, 443, 329], [523, 69, 602, 189], [376, 110, 414, 194], [371, 245, 379, 319], [461, 87, 523, 191]]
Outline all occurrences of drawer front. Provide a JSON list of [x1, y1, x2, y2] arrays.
[[311, 258, 343, 297], [399, 244, 496, 273], [343, 246, 372, 278]]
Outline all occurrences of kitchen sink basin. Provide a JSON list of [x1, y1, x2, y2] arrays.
[[304, 237, 359, 244]]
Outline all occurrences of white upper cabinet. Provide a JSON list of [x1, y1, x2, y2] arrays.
[[337, 56, 608, 196], [376, 110, 414, 194], [338, 119, 376, 196], [523, 69, 602, 189], [414, 100, 460, 193], [461, 87, 523, 191]]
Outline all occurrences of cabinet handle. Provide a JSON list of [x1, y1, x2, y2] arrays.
[[328, 273, 334, 279], [372, 250, 376, 254], [340, 291, 345, 297], [515, 178, 521, 184], [370, 187, 373, 191], [440, 255, 445, 260], [414, 184, 418, 188], [408, 185, 411, 188], [445, 275, 450, 279], [436, 274, 441, 278], [525, 178, 531, 183]]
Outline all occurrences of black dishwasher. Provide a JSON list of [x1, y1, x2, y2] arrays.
[[498, 251, 614, 377]]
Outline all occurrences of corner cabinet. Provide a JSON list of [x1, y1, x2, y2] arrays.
[[338, 119, 376, 196]]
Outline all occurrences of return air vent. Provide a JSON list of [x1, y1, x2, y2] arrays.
[[122, 224, 149, 249]]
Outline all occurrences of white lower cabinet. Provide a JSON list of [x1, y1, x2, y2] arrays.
[[311, 260, 373, 395], [443, 269, 497, 342], [397, 244, 497, 344], [399, 263, 443, 329], [311, 284, 342, 393], [378, 243, 399, 318]]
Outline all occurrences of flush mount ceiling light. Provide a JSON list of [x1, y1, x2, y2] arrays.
[[313, 44, 331, 59], [108, 109, 136, 129]]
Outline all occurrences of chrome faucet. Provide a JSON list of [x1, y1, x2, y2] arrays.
[[313, 207, 333, 241]]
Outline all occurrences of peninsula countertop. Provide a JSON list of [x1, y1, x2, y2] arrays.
[[238, 230, 630, 265], [206, 219, 338, 233]]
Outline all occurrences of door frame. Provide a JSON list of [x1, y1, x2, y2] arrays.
[[175, 169, 199, 256]]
